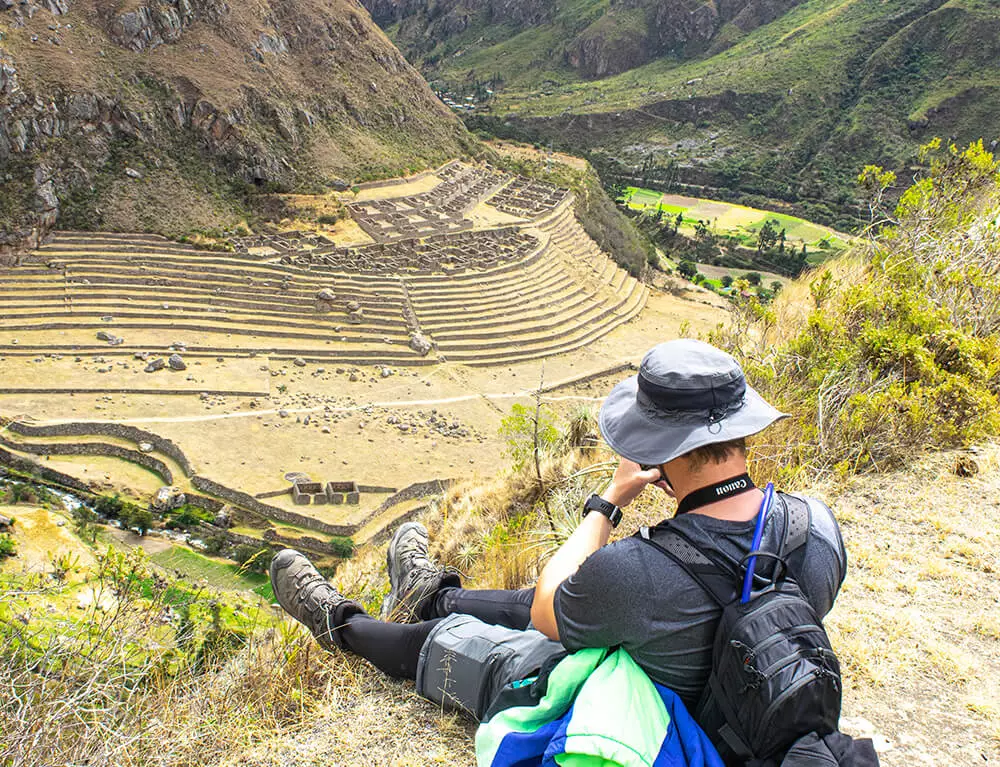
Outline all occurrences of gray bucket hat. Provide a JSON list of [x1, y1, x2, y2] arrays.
[[598, 339, 787, 465]]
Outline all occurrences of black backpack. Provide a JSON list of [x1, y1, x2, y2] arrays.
[[638, 494, 862, 766]]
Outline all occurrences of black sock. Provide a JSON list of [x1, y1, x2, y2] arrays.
[[433, 587, 534, 630], [340, 614, 441, 680]]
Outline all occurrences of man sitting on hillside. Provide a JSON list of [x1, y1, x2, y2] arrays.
[[269, 340, 847, 744]]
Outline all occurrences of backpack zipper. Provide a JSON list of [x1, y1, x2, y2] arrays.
[[731, 624, 818, 665], [758, 646, 831, 680]]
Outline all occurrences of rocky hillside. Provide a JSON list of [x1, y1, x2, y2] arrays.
[[377, 0, 807, 78], [371, 0, 1000, 225], [0, 0, 479, 249]]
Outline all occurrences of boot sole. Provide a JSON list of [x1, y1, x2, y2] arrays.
[[381, 521, 427, 620]]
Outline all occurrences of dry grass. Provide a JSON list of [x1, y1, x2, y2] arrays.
[[4, 440, 999, 765]]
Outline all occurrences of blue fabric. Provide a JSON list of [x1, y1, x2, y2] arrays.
[[482, 675, 723, 767], [650, 684, 723, 767]]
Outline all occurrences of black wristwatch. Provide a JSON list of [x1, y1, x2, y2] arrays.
[[583, 493, 623, 528]]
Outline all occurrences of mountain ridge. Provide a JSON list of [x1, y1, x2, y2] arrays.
[[0, 0, 480, 249], [368, 0, 1000, 223]]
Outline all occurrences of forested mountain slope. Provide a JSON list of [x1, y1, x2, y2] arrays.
[[370, 0, 1000, 224], [0, 0, 479, 247]]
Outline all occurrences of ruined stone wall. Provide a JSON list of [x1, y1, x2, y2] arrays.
[[192, 476, 452, 537], [353, 478, 453, 529], [354, 160, 459, 191], [9, 421, 194, 476], [190, 475, 356, 536], [0, 435, 173, 484], [0, 446, 93, 493]]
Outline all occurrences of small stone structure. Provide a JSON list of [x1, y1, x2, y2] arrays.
[[291, 479, 360, 505]]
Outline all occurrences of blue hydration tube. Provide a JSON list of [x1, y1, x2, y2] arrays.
[[741, 482, 775, 604]]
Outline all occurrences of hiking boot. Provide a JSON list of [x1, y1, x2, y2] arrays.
[[380, 521, 460, 622], [269, 549, 364, 650]]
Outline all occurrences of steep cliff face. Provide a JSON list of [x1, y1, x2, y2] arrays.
[[0, 0, 477, 245], [370, 0, 806, 79], [565, 0, 808, 77], [367, 0, 552, 59]]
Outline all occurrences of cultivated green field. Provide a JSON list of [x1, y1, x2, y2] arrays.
[[624, 187, 850, 260], [151, 546, 273, 600]]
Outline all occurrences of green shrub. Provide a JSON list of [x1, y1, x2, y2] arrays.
[[232, 544, 273, 574], [0, 533, 16, 559], [713, 140, 1000, 480], [329, 536, 355, 558]]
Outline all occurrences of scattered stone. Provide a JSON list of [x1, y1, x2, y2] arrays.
[[168, 354, 186, 371], [138, 442, 154, 452], [133, 351, 149, 361], [380, 367, 392, 378], [317, 288, 336, 302], [293, 357, 306, 367], [100, 315, 114, 322], [0, 514, 12, 529], [321, 426, 331, 434], [349, 372, 359, 382], [144, 358, 166, 373], [408, 333, 433, 356], [278, 410, 289, 418], [125, 166, 143, 179]]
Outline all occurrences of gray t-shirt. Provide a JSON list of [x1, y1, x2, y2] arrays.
[[552, 493, 847, 706]]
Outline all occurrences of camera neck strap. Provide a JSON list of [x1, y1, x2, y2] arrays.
[[675, 473, 756, 515]]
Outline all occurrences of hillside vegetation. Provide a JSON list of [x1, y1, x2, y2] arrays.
[[376, 0, 1000, 222], [0, 0, 479, 246], [3, 142, 999, 765]]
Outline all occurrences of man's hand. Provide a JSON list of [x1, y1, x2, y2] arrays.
[[530, 458, 669, 641], [602, 459, 672, 507]]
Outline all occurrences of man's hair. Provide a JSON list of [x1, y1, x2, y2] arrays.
[[682, 438, 747, 469]]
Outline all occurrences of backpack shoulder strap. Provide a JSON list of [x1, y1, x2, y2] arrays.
[[637, 523, 739, 607], [780, 493, 811, 556]]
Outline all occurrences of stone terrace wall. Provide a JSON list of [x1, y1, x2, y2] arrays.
[[0, 446, 93, 493], [193, 476, 453, 538], [217, 528, 342, 558], [191, 475, 356, 536], [355, 478, 453, 529], [9, 421, 194, 476], [0, 435, 173, 484], [354, 160, 459, 192]]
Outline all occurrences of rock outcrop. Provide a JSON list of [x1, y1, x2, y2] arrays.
[[0, 0, 477, 243]]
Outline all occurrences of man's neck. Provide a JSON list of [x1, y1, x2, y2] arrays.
[[667, 458, 763, 521]]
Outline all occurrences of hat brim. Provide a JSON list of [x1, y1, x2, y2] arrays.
[[598, 374, 788, 465]]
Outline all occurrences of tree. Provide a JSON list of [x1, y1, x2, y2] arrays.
[[743, 271, 762, 286], [123, 506, 154, 536], [721, 274, 734, 288], [756, 219, 780, 253], [770, 280, 783, 293], [675, 212, 684, 230], [73, 505, 99, 544], [677, 260, 698, 279], [0, 534, 16, 559]]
